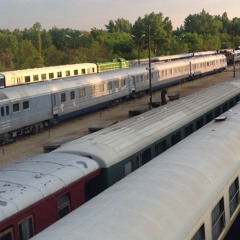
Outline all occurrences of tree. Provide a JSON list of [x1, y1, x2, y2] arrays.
[[15, 40, 44, 69], [105, 18, 132, 33]]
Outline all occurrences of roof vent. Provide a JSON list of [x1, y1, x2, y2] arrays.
[[0, 200, 7, 206], [76, 161, 88, 168], [215, 116, 227, 122]]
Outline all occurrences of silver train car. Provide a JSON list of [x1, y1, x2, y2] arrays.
[[30, 100, 240, 240], [0, 54, 227, 144], [1, 78, 240, 240]]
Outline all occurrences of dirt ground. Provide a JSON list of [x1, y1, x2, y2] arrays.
[[0, 68, 239, 167]]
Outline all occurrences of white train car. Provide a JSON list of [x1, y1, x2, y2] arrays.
[[30, 102, 240, 240], [0, 63, 97, 88]]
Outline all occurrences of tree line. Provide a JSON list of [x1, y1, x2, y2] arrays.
[[0, 9, 240, 71]]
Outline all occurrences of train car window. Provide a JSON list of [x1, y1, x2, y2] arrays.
[[191, 224, 205, 240], [41, 73, 47, 81], [196, 118, 204, 130], [136, 155, 143, 168], [13, 103, 20, 112], [124, 161, 132, 176], [1, 107, 4, 117], [65, 70, 70, 77], [6, 106, 9, 115], [211, 197, 225, 240], [171, 131, 181, 146], [24, 76, 30, 83], [185, 124, 194, 137], [90, 86, 95, 95], [0, 227, 14, 240], [81, 69, 86, 74], [141, 148, 152, 165], [23, 101, 29, 110], [121, 79, 126, 87], [107, 82, 112, 91], [79, 88, 86, 98], [61, 93, 66, 103], [70, 91, 75, 100], [18, 215, 34, 240], [114, 81, 119, 89], [57, 193, 71, 219], [92, 67, 96, 73], [57, 72, 62, 78], [229, 177, 239, 217], [137, 76, 140, 83], [49, 73, 54, 79], [99, 84, 104, 93], [33, 75, 39, 81], [74, 69, 78, 75], [48, 73, 54, 79]]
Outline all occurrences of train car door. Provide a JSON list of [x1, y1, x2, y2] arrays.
[[129, 75, 136, 97], [51, 93, 59, 122], [0, 104, 10, 129], [0, 74, 5, 88]]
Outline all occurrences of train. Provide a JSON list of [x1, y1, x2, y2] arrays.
[[1, 78, 240, 240], [0, 51, 219, 88], [219, 49, 240, 63], [0, 54, 227, 144], [30, 98, 240, 240], [129, 50, 217, 66], [0, 58, 130, 88]]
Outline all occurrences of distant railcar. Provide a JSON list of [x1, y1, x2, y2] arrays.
[[0, 59, 130, 88]]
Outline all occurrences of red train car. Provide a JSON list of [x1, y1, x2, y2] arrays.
[[0, 153, 100, 240]]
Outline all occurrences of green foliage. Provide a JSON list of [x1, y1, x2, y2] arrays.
[[0, 10, 240, 70]]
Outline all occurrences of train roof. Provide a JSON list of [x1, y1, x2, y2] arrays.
[[0, 153, 99, 222], [31, 101, 240, 240], [54, 79, 240, 168]]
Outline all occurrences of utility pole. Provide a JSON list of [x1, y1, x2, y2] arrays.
[[148, 25, 153, 109]]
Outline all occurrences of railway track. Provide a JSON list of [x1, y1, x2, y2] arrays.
[[0, 68, 239, 167]]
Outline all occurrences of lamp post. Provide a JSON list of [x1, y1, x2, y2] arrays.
[[65, 34, 83, 57], [232, 31, 236, 78], [148, 25, 153, 109], [132, 34, 145, 65]]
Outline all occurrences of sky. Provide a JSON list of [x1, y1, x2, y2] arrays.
[[1, 0, 239, 31]]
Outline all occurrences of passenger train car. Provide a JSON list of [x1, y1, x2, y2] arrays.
[[1, 78, 240, 240], [0, 54, 227, 144], [130, 50, 217, 66], [151, 50, 217, 63], [0, 59, 129, 88], [30, 100, 240, 240]]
